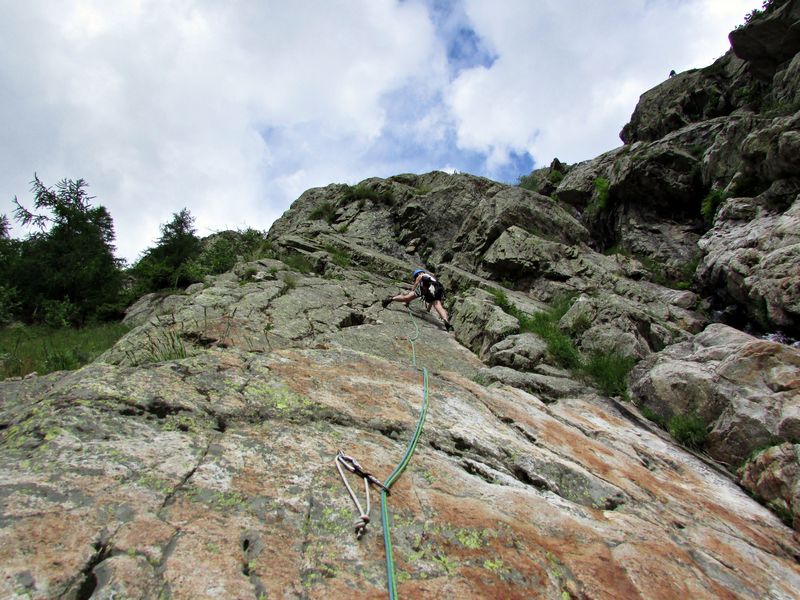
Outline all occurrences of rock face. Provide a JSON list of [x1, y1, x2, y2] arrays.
[[3, 174, 799, 598], [729, 0, 800, 81], [631, 324, 800, 464], [697, 184, 800, 334], [3, 6, 800, 599], [2, 268, 800, 599], [740, 443, 800, 530], [631, 323, 800, 533], [553, 0, 800, 336]]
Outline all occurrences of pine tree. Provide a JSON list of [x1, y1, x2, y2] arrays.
[[10, 175, 123, 325], [130, 208, 202, 294]]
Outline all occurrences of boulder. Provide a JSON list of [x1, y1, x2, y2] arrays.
[[477, 365, 585, 402], [630, 323, 800, 467], [620, 52, 751, 144], [122, 291, 191, 328], [739, 443, 800, 530], [729, 0, 800, 80], [739, 111, 800, 184], [560, 292, 693, 360], [773, 51, 800, 105], [608, 142, 702, 218], [451, 289, 519, 358], [480, 225, 567, 282], [486, 333, 548, 371]]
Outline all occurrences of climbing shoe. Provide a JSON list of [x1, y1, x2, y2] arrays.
[[381, 298, 392, 309], [444, 320, 453, 332]]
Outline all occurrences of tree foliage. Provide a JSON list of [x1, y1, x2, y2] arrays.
[[129, 208, 203, 294], [7, 175, 123, 325], [3, 178, 265, 327]]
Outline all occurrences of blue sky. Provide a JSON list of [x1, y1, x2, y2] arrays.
[[0, 0, 758, 261]]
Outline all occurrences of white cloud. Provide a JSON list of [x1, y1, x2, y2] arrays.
[[1, 0, 445, 261], [0, 0, 759, 261], [447, 0, 757, 168]]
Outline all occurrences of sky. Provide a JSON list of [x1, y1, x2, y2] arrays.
[[1, 0, 758, 262]]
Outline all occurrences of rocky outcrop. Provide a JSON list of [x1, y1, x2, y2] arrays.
[[729, 0, 800, 81], [4, 5, 800, 598], [549, 1, 800, 337], [631, 324, 800, 464], [697, 185, 800, 334], [740, 442, 800, 529], [621, 0, 800, 145], [3, 277, 800, 598], [619, 53, 751, 144], [630, 323, 800, 529], [3, 171, 799, 597]]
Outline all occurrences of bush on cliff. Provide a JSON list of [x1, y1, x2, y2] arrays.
[[668, 411, 708, 449], [489, 289, 581, 370], [489, 288, 635, 396], [583, 352, 635, 398], [129, 208, 202, 295]]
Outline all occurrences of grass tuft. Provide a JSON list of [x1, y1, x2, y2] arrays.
[[583, 352, 635, 398], [323, 244, 351, 268], [342, 184, 394, 206], [281, 253, 314, 274], [488, 288, 635, 395], [667, 411, 707, 449], [701, 188, 728, 225], [489, 289, 580, 369], [309, 201, 337, 224]]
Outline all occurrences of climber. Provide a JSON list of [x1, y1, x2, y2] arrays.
[[382, 268, 453, 331]]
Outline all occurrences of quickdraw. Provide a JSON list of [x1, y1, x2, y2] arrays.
[[334, 450, 389, 539]]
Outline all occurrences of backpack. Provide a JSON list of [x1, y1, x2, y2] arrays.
[[419, 275, 444, 302]]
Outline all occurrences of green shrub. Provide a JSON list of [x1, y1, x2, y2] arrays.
[[0, 323, 129, 379], [489, 289, 580, 369], [738, 1, 777, 28], [518, 173, 540, 192], [639, 405, 667, 428], [676, 254, 700, 289], [309, 201, 337, 224], [0, 285, 19, 326], [701, 188, 728, 225], [41, 299, 79, 328], [185, 228, 270, 281], [583, 352, 635, 398], [281, 253, 313, 274], [323, 244, 351, 268], [547, 170, 564, 185], [239, 266, 259, 284], [603, 243, 626, 257], [342, 184, 394, 206], [667, 411, 707, 449], [593, 177, 610, 209], [640, 256, 669, 286], [282, 273, 298, 290], [585, 177, 611, 217]]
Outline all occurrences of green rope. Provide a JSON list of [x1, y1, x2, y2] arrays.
[[380, 305, 430, 599]]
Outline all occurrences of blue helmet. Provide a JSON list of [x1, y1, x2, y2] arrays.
[[411, 268, 425, 280]]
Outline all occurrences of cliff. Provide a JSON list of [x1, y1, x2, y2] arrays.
[[2, 4, 800, 599]]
